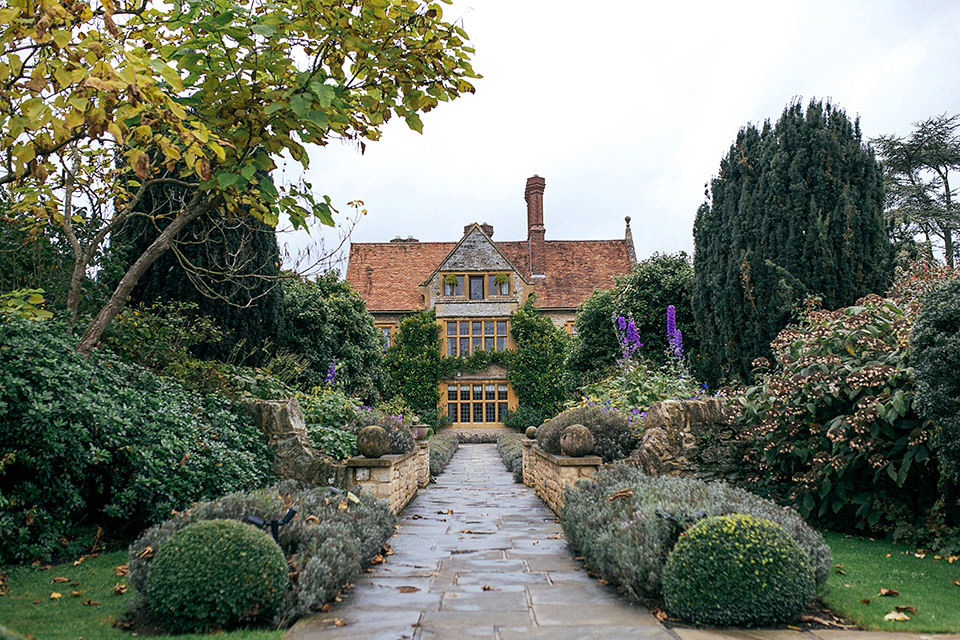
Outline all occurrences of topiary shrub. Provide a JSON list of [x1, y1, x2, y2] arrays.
[[429, 431, 459, 476], [560, 464, 830, 604], [536, 406, 636, 463], [146, 519, 289, 633], [662, 515, 815, 627], [912, 276, 960, 488], [127, 481, 396, 629]]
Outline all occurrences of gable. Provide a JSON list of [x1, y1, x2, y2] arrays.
[[438, 227, 515, 272]]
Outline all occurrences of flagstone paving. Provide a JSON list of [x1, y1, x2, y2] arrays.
[[285, 444, 960, 640], [285, 443, 668, 640]]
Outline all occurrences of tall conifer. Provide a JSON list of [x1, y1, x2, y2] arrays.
[[693, 99, 891, 383]]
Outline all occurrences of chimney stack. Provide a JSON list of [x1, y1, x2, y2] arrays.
[[525, 175, 546, 277]]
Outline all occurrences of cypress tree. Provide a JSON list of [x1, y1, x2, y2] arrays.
[[693, 99, 892, 384]]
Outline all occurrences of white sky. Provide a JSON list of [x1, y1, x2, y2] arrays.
[[280, 0, 960, 273]]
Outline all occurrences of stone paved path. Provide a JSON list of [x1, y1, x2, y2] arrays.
[[285, 444, 670, 640]]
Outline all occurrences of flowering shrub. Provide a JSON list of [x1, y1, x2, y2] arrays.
[[739, 294, 943, 537], [297, 388, 360, 428], [350, 402, 415, 455]]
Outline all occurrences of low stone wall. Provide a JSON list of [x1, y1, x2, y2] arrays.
[[521, 439, 601, 514], [246, 398, 430, 513], [346, 442, 430, 513], [626, 398, 743, 483]]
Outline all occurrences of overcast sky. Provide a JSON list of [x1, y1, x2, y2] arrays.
[[280, 0, 960, 274]]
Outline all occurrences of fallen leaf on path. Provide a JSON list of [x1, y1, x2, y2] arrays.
[[835, 564, 844, 568], [397, 586, 420, 593], [953, 581, 960, 587], [332, 619, 347, 627], [370, 554, 384, 564], [799, 615, 857, 629], [878, 588, 899, 597], [320, 603, 333, 612], [83, 599, 99, 606], [482, 585, 495, 591], [53, 577, 69, 583], [49, 592, 61, 600], [411, 514, 423, 520], [71, 591, 82, 597], [914, 552, 926, 559], [383, 545, 394, 556], [445, 592, 461, 598], [884, 611, 910, 621], [835, 569, 846, 575], [597, 579, 609, 586], [460, 530, 494, 535], [114, 583, 127, 595], [895, 606, 918, 615], [652, 609, 668, 622]]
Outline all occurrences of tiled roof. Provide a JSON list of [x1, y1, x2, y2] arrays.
[[346, 238, 632, 312], [499, 240, 632, 309]]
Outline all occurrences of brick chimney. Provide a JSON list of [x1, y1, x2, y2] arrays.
[[525, 175, 546, 277]]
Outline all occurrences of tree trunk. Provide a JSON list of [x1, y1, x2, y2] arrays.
[[76, 195, 217, 359]]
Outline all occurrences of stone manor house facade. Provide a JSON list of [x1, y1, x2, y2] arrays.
[[346, 176, 636, 427]]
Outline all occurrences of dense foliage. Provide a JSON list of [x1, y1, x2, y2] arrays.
[[277, 273, 384, 401], [429, 432, 459, 476], [497, 433, 524, 483], [128, 481, 396, 629], [507, 301, 567, 419], [0, 318, 274, 564], [536, 406, 637, 463], [114, 208, 283, 364], [145, 520, 289, 633], [560, 465, 831, 604], [501, 404, 546, 430], [663, 515, 815, 627], [911, 276, 960, 488], [384, 310, 443, 419], [738, 294, 950, 541], [566, 252, 695, 388], [693, 99, 892, 384]]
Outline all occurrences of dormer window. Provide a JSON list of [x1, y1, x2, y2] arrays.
[[442, 273, 511, 299]]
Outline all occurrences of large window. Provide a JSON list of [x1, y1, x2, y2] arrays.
[[446, 319, 509, 356], [441, 273, 511, 299], [447, 382, 509, 424]]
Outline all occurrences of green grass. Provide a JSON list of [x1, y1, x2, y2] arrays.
[[0, 550, 285, 640], [823, 531, 960, 633]]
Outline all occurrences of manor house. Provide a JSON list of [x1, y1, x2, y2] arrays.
[[345, 176, 636, 426]]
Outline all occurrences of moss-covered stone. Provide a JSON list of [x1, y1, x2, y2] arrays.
[[560, 424, 594, 457], [357, 425, 390, 458]]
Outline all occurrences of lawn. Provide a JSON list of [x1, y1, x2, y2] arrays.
[[0, 550, 285, 640], [822, 531, 960, 633]]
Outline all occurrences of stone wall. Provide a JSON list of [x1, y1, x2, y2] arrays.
[[246, 399, 431, 513], [346, 442, 430, 513], [521, 439, 601, 514], [627, 398, 743, 483]]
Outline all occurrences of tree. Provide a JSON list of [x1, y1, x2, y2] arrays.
[[565, 252, 695, 390], [693, 99, 892, 384], [114, 203, 284, 364], [276, 272, 383, 402], [508, 300, 567, 419], [384, 310, 443, 418], [874, 114, 960, 268], [0, 0, 477, 357]]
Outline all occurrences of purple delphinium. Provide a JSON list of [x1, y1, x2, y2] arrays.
[[614, 313, 643, 360], [666, 305, 684, 360], [325, 357, 337, 386]]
